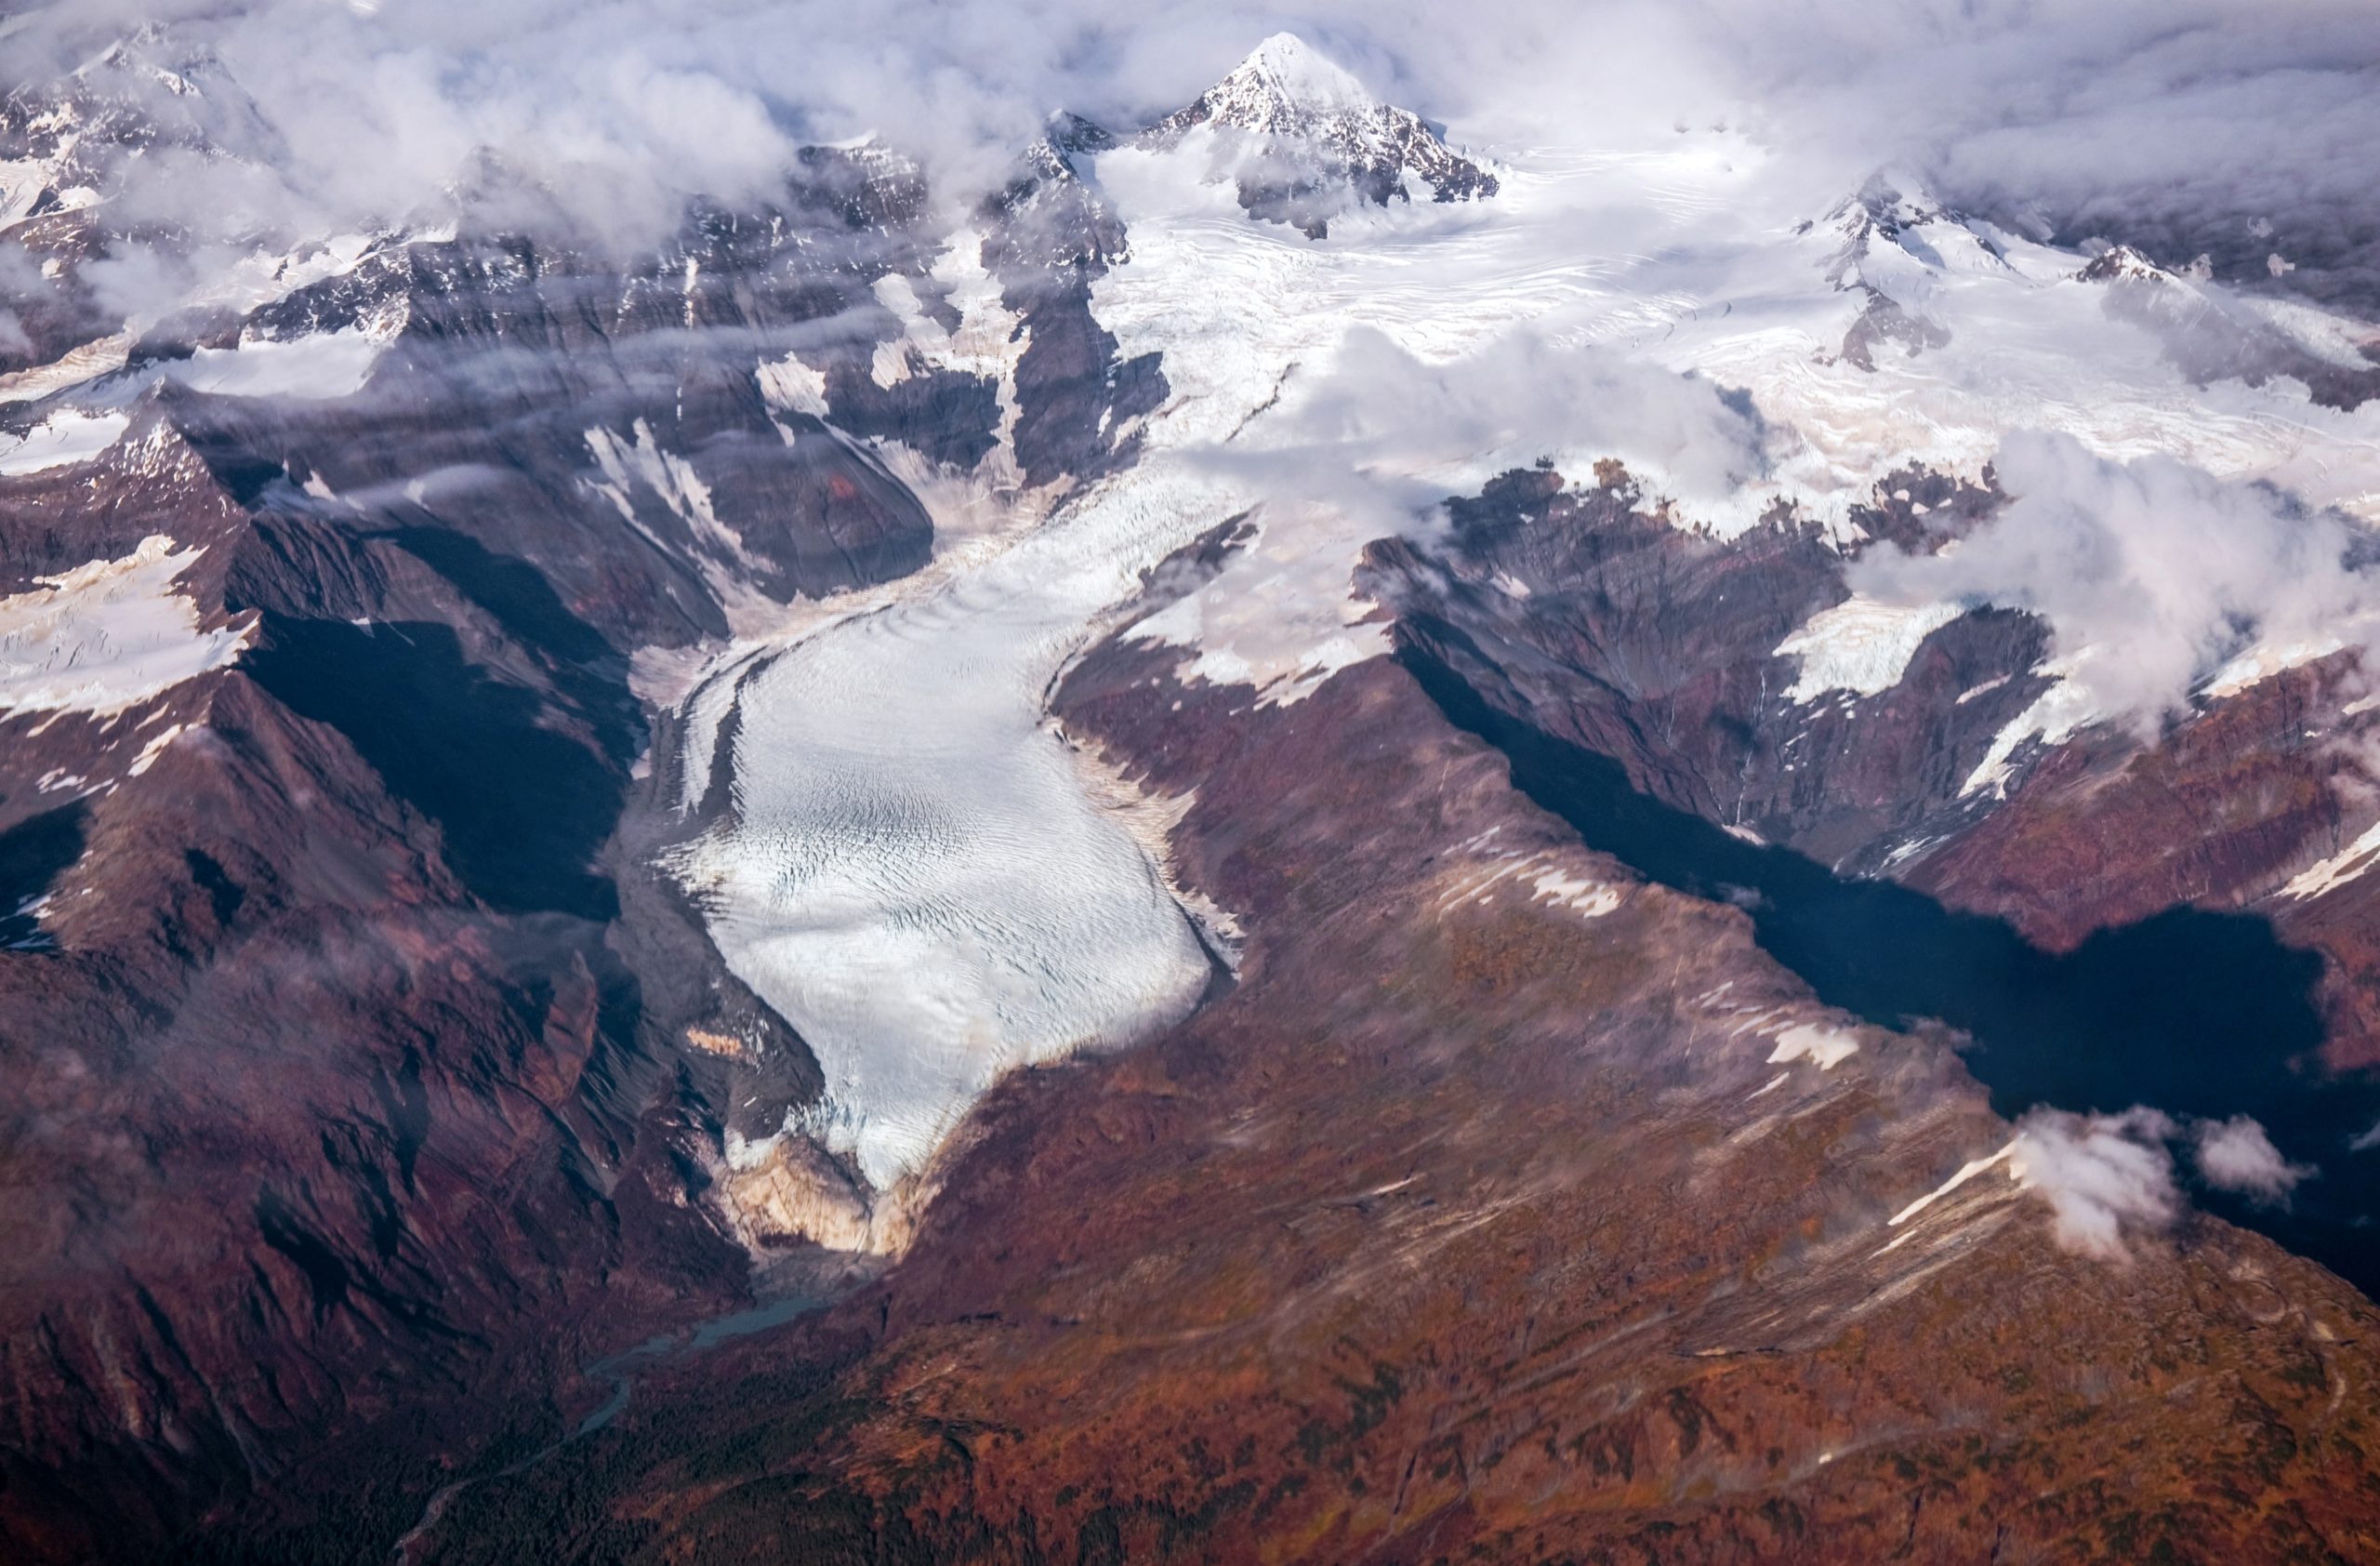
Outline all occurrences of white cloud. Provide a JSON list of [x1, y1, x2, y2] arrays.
[[2193, 1114, 2316, 1205], [1229, 325, 1769, 536], [2007, 1106, 2321, 1258], [9, 1, 2379, 283], [1848, 431, 2380, 732], [2008, 1107, 2179, 1261]]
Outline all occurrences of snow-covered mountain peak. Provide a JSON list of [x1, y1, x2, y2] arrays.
[[1209, 33, 1375, 126], [1144, 33, 1495, 237], [1844, 170, 1954, 236], [1820, 170, 1971, 272], [1019, 110, 1114, 184], [2078, 243, 2176, 285]]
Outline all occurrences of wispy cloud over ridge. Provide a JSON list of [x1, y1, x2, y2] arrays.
[[1849, 431, 2380, 732]]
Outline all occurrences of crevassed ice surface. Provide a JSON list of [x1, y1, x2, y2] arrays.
[[676, 123, 2380, 1192], [672, 138, 1654, 1189], [678, 587, 1210, 1190]]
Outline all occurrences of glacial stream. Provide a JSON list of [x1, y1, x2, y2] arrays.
[[391, 1294, 824, 1563]]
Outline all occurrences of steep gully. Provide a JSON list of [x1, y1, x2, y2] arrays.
[[1402, 638, 2380, 1298]]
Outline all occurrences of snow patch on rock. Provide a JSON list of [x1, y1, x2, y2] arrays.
[[1887, 1144, 2018, 1228], [2278, 819, 2380, 904], [1527, 864, 1625, 919], [586, 419, 752, 566], [1765, 1021, 1860, 1071], [165, 326, 388, 401], [0, 334, 135, 405], [0, 409, 128, 475], [2200, 636, 2348, 701], [1775, 594, 1964, 700], [0, 537, 248, 716], [1961, 666, 2100, 797], [758, 352, 829, 418]]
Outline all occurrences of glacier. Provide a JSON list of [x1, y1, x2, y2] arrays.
[[665, 35, 2380, 1203]]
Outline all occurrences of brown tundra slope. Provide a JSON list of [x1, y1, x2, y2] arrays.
[[414, 596, 2380, 1565]]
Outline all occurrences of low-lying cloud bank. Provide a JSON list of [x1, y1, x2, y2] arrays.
[[8, 0, 2380, 291]]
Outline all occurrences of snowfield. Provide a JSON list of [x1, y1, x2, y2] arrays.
[[0, 536, 249, 717], [1776, 595, 1966, 701], [0, 409, 127, 475]]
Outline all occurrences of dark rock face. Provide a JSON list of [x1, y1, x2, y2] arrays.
[[1364, 464, 2045, 874], [200, 207, 958, 633], [1842, 285, 1954, 369], [241, 616, 628, 918], [987, 114, 1130, 275], [822, 358, 1003, 472], [972, 117, 1172, 491], [0, 416, 747, 1559], [0, 662, 736, 1561], [1005, 274, 1167, 490]]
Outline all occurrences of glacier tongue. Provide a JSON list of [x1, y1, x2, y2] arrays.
[[674, 591, 1211, 1191], [669, 138, 1612, 1196]]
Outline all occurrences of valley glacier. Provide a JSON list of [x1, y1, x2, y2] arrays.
[[661, 53, 2380, 1204]]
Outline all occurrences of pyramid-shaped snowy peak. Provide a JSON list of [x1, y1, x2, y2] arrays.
[[1200, 33, 1376, 126], [1143, 33, 1496, 237]]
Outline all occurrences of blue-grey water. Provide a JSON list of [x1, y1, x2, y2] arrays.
[[1409, 648, 2380, 1298]]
